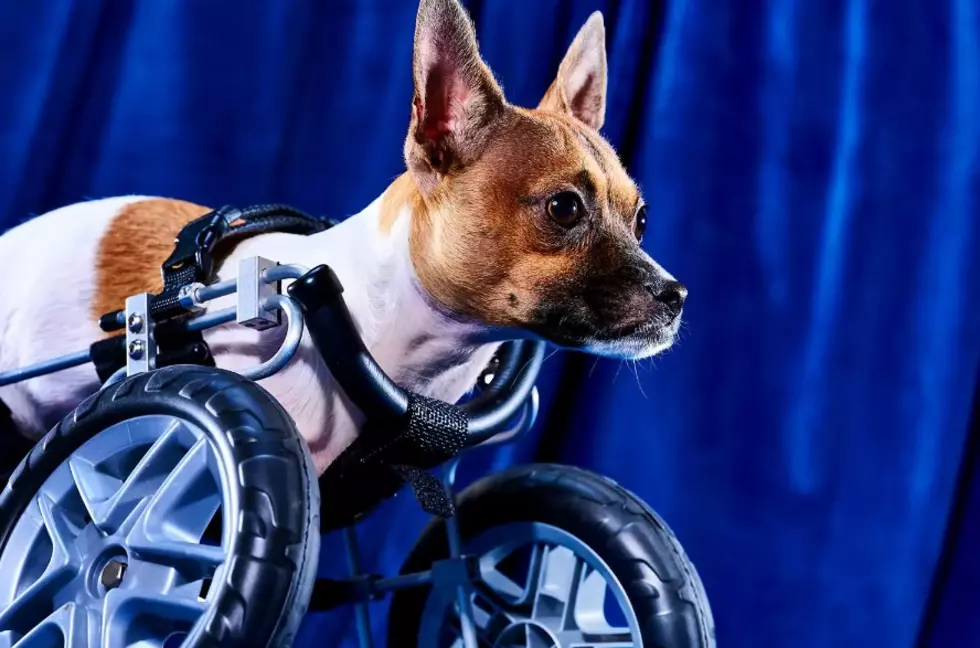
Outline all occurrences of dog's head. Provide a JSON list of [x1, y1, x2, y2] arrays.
[[402, 0, 685, 360]]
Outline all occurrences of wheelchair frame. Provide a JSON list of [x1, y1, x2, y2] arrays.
[[0, 252, 545, 648]]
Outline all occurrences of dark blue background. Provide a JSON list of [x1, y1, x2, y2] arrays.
[[1, 1, 979, 646]]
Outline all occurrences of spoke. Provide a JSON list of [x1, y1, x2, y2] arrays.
[[123, 438, 224, 581], [468, 582, 519, 640], [90, 423, 186, 535], [36, 494, 83, 566], [126, 538, 225, 580], [101, 589, 207, 648], [66, 456, 122, 529], [0, 560, 75, 636], [555, 629, 635, 647], [475, 571, 526, 616], [471, 544, 549, 634], [515, 543, 546, 607], [444, 605, 510, 648], [571, 568, 632, 636], [557, 556, 587, 631], [531, 545, 577, 622], [135, 438, 219, 541], [58, 602, 88, 648], [0, 602, 88, 648]]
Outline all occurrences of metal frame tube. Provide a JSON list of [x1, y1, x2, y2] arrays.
[[344, 526, 374, 648], [442, 458, 479, 648], [239, 295, 304, 382], [0, 350, 92, 387]]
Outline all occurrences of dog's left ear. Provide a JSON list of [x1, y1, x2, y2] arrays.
[[539, 12, 608, 131], [406, 0, 507, 193]]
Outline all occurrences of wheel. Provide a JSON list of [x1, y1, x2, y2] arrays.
[[387, 463, 715, 648], [0, 365, 320, 648]]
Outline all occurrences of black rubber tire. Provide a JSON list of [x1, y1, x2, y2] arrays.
[[387, 463, 715, 648], [0, 365, 320, 648]]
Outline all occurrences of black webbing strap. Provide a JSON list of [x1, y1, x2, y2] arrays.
[[151, 206, 238, 321], [319, 394, 469, 531]]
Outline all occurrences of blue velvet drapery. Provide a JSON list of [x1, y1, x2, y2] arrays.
[[1, 1, 978, 646]]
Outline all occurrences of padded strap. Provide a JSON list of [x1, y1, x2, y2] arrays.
[[319, 394, 469, 531]]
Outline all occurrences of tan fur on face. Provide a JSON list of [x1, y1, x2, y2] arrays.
[[92, 198, 212, 322], [408, 107, 641, 326]]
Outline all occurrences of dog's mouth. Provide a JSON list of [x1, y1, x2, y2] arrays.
[[527, 312, 680, 359]]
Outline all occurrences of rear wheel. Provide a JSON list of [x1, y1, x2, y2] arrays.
[[388, 463, 715, 647], [0, 365, 320, 648]]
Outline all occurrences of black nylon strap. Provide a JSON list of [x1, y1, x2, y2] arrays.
[[319, 394, 469, 530]]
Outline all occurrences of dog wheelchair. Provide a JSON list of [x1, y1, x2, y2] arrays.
[[0, 205, 715, 648]]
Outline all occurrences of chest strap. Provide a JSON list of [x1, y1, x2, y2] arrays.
[[318, 393, 470, 531]]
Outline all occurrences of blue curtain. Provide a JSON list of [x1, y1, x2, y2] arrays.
[[1, 1, 978, 647]]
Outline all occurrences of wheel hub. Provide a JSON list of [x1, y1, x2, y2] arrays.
[[98, 558, 128, 591]]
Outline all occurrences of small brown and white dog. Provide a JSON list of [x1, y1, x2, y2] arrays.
[[0, 0, 685, 474]]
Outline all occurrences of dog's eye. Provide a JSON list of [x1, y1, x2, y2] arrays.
[[634, 205, 648, 242], [546, 192, 584, 227]]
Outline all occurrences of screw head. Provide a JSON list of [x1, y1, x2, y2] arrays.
[[127, 313, 144, 333], [128, 340, 145, 360], [100, 560, 127, 590]]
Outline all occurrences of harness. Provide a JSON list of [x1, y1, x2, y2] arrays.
[[88, 203, 472, 528], [90, 204, 332, 381]]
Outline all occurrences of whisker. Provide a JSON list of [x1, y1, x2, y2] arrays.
[[588, 357, 601, 379], [631, 360, 647, 399], [613, 360, 625, 383]]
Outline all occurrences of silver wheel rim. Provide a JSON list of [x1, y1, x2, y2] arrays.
[[420, 522, 643, 647], [0, 415, 231, 648]]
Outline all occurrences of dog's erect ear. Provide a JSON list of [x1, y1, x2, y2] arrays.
[[538, 12, 608, 130], [406, 0, 506, 193]]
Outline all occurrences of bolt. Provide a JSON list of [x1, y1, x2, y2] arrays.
[[100, 560, 127, 590], [128, 339, 145, 360], [127, 312, 144, 333]]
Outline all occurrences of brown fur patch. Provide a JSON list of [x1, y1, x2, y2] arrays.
[[91, 198, 212, 322], [379, 173, 422, 234]]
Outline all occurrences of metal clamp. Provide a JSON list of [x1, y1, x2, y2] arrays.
[[124, 293, 156, 376], [237, 256, 281, 331]]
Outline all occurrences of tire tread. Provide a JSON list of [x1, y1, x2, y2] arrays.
[[0, 366, 319, 648], [388, 462, 714, 648]]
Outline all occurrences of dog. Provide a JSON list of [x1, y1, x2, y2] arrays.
[[0, 0, 686, 474]]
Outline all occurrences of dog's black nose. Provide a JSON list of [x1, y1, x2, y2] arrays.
[[654, 281, 687, 312]]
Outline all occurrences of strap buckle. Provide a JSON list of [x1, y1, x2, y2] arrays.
[[160, 205, 240, 284]]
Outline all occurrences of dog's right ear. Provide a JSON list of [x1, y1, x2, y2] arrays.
[[405, 0, 507, 193]]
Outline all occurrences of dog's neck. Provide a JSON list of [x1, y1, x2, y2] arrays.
[[294, 179, 499, 405]]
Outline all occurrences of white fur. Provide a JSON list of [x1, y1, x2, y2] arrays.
[[0, 194, 498, 474]]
